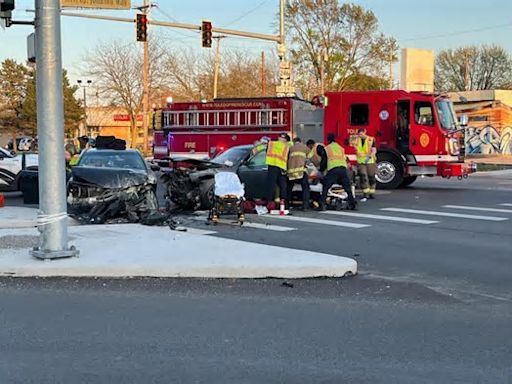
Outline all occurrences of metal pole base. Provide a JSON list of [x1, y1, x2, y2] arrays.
[[30, 245, 79, 260]]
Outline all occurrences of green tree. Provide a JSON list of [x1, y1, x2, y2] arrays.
[[285, 0, 396, 98], [21, 69, 83, 138], [0, 59, 29, 149], [435, 45, 512, 92]]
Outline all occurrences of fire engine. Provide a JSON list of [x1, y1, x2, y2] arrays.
[[153, 90, 476, 188]]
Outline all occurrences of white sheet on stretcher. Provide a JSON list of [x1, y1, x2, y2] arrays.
[[214, 172, 245, 198]]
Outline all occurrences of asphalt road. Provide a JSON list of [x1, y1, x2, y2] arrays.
[[1, 171, 512, 383]]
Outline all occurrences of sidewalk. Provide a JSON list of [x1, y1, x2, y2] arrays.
[[0, 207, 357, 279]]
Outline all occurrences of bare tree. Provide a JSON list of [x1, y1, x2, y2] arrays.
[[435, 45, 512, 92], [86, 39, 167, 146], [162, 47, 278, 101], [285, 0, 396, 96]]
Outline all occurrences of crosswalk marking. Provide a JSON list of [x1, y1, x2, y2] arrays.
[[499, 203, 512, 207], [265, 215, 371, 229], [443, 205, 512, 214], [381, 208, 508, 221], [192, 216, 296, 232], [322, 211, 439, 224]]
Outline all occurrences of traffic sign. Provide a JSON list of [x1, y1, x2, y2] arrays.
[[61, 0, 131, 9]]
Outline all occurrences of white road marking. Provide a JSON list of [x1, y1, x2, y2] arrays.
[[322, 211, 439, 224], [267, 215, 371, 229], [499, 203, 512, 207], [442, 205, 512, 214], [192, 216, 296, 232], [381, 208, 508, 221], [179, 227, 217, 235]]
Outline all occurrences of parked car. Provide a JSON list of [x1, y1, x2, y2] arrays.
[[67, 148, 159, 223], [0, 147, 38, 191]]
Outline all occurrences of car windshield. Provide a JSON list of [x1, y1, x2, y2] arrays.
[[436, 100, 458, 130], [79, 151, 146, 170], [211, 147, 249, 166]]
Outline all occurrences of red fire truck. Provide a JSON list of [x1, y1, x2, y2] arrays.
[[153, 97, 322, 160], [153, 90, 476, 188]]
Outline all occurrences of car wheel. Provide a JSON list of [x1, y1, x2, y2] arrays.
[[376, 153, 404, 189], [400, 175, 417, 187], [200, 179, 215, 210]]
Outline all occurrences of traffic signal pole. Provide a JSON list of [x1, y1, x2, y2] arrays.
[[31, 0, 77, 260], [142, 0, 149, 155]]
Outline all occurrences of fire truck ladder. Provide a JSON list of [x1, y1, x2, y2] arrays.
[[162, 108, 287, 129]]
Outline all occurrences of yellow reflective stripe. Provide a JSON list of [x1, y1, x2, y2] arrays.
[[290, 152, 306, 158]]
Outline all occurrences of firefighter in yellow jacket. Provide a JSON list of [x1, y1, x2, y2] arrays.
[[354, 128, 377, 200], [265, 133, 290, 207], [287, 137, 310, 210], [320, 133, 357, 210]]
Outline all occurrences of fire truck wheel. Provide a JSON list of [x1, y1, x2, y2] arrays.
[[376, 153, 404, 189], [200, 179, 215, 210], [400, 176, 417, 188]]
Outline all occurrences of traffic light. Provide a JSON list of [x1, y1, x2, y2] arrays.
[[0, 0, 15, 12], [136, 13, 148, 42], [201, 20, 212, 48], [0, 0, 15, 27]]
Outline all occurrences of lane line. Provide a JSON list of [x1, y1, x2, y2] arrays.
[[192, 216, 296, 232], [266, 215, 371, 229], [321, 211, 439, 224], [381, 208, 508, 221], [499, 203, 512, 207], [442, 205, 512, 214]]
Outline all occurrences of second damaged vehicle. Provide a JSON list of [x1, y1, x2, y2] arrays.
[[67, 148, 160, 224]]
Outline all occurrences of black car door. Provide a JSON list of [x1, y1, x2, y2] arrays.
[[237, 150, 268, 199]]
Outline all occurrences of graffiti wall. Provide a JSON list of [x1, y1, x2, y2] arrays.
[[462, 104, 512, 155]]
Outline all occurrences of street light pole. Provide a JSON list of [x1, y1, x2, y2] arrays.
[[142, 0, 150, 155], [77, 79, 92, 136], [31, 0, 77, 260]]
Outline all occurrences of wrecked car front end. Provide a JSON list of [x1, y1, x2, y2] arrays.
[[160, 158, 221, 211], [67, 167, 158, 224]]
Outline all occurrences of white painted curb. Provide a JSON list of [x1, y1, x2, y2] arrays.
[[0, 224, 357, 279]]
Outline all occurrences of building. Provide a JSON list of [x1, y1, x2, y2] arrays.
[[400, 48, 434, 92], [82, 106, 152, 149], [448, 90, 512, 156]]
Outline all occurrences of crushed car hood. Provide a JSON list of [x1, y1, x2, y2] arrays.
[[71, 166, 150, 189]]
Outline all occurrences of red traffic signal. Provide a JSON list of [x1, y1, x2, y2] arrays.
[[136, 13, 148, 42], [201, 20, 212, 48]]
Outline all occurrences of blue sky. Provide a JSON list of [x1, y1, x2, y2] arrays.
[[1, 0, 511, 85]]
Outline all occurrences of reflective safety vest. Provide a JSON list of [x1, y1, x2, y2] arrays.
[[251, 143, 267, 155], [325, 142, 347, 171], [355, 136, 376, 165], [287, 143, 308, 180], [69, 154, 80, 166], [307, 144, 322, 168], [265, 140, 289, 171]]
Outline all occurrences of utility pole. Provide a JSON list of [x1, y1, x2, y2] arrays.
[[389, 49, 394, 89], [31, 0, 77, 260], [212, 35, 226, 100], [261, 51, 266, 97], [319, 48, 328, 96], [142, 0, 150, 155], [77, 79, 92, 136]]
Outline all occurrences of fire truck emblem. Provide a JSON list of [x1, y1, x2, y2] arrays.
[[379, 110, 389, 121], [420, 133, 430, 147]]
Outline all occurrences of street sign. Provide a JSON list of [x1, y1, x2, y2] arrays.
[[60, 0, 131, 9]]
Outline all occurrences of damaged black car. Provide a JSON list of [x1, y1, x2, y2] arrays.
[[162, 145, 269, 210], [67, 148, 159, 224]]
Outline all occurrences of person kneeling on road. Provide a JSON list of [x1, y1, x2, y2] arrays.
[[265, 133, 290, 209], [287, 137, 310, 210], [320, 133, 357, 211], [353, 127, 377, 201]]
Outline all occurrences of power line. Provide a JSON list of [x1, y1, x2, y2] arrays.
[[222, 0, 270, 27], [399, 21, 512, 42]]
